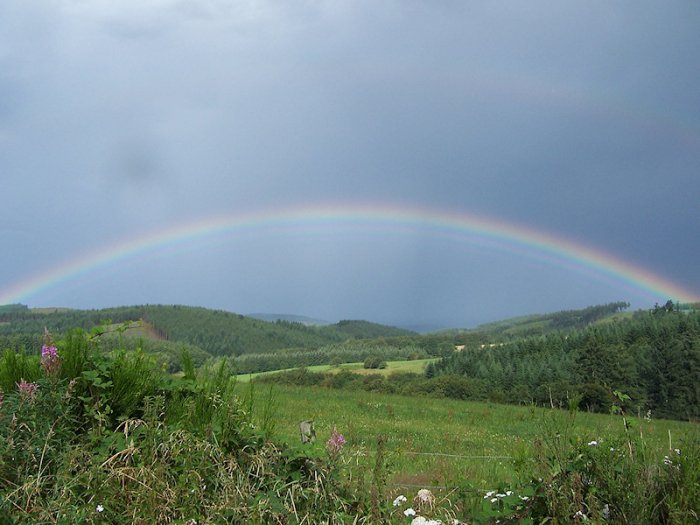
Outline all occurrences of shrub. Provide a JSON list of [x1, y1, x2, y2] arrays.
[[363, 356, 386, 369]]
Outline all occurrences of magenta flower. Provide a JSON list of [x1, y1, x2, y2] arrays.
[[41, 330, 61, 376], [41, 344, 61, 375], [326, 426, 346, 457], [17, 380, 39, 401]]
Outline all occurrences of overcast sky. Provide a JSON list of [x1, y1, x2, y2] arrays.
[[1, 1, 699, 330]]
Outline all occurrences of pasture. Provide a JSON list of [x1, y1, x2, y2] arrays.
[[235, 357, 438, 382], [247, 383, 698, 494]]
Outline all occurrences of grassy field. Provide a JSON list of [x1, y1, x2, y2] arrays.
[[245, 383, 698, 496], [235, 358, 438, 382]]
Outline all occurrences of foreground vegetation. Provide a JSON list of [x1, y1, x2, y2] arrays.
[[1, 328, 698, 523]]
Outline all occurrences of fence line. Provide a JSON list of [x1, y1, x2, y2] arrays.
[[403, 451, 512, 460]]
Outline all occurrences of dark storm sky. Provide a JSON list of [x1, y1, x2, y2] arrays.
[[1, 1, 698, 328]]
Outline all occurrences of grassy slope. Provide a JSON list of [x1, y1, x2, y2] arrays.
[[249, 384, 697, 491]]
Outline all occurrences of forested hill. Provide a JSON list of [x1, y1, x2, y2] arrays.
[[333, 319, 416, 339], [447, 301, 633, 339], [431, 306, 700, 420], [0, 304, 414, 356]]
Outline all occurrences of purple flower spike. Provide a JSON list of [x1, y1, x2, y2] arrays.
[[326, 426, 346, 456], [17, 380, 39, 401], [41, 341, 61, 376]]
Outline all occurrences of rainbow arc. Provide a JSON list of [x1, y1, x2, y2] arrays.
[[0, 203, 697, 306]]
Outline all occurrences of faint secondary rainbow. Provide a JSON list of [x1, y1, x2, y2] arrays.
[[0, 203, 697, 306]]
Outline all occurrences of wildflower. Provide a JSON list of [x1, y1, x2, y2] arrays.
[[663, 455, 673, 466], [17, 380, 39, 401], [416, 488, 434, 504], [96, 504, 104, 513], [414, 488, 435, 511], [519, 496, 529, 501], [496, 493, 506, 498], [674, 448, 681, 455], [574, 510, 587, 519], [490, 497, 498, 503], [326, 426, 346, 456], [41, 330, 61, 376], [404, 507, 416, 517], [393, 494, 408, 506], [505, 490, 513, 496], [41, 344, 58, 360], [411, 518, 442, 525], [587, 440, 598, 446], [484, 490, 495, 498]]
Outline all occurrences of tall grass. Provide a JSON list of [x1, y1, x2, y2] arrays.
[[0, 349, 41, 392]]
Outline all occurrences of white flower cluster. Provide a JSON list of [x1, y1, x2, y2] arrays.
[[483, 490, 514, 502], [416, 488, 435, 504], [392, 489, 454, 525], [410, 517, 443, 525], [664, 449, 681, 467], [393, 495, 408, 507]]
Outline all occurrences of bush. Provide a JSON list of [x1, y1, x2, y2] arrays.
[[578, 382, 614, 413], [363, 356, 386, 369]]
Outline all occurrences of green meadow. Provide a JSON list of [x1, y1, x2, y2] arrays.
[[236, 358, 438, 382], [248, 383, 698, 492]]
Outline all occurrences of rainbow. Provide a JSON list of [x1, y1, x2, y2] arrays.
[[0, 203, 697, 306]]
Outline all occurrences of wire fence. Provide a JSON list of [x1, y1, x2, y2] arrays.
[[404, 451, 512, 460], [386, 450, 514, 493]]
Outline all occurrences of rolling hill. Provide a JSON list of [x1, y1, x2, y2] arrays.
[[0, 304, 415, 358]]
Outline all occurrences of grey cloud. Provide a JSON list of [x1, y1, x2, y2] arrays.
[[1, 1, 698, 326]]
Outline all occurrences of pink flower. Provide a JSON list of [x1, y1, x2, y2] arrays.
[[326, 426, 346, 456], [41, 345, 58, 359], [17, 380, 39, 401], [41, 340, 61, 376]]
